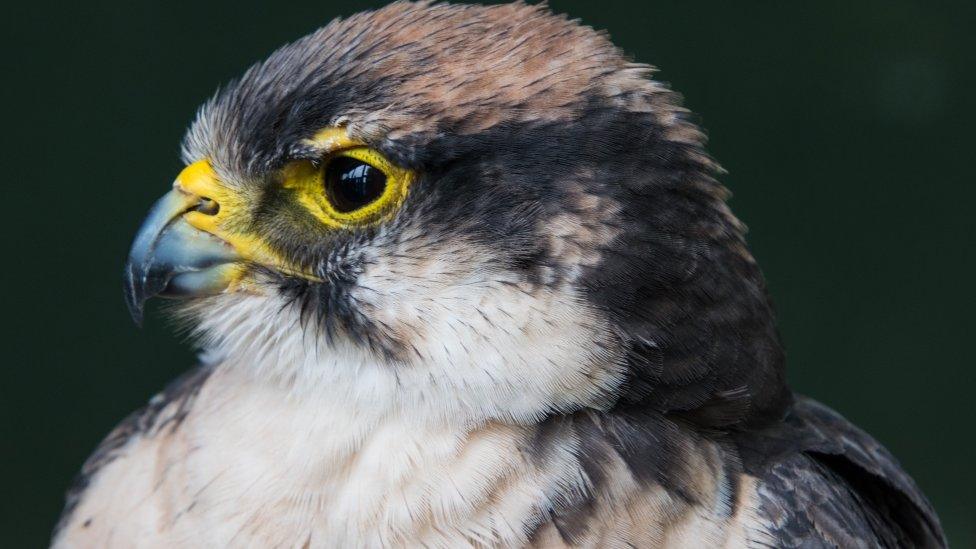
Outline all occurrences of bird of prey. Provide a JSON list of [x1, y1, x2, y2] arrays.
[[54, 2, 945, 547]]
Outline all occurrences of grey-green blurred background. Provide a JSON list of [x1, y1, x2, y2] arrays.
[[2, 1, 973, 546]]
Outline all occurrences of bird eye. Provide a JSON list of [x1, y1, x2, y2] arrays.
[[323, 156, 388, 213], [280, 143, 413, 229]]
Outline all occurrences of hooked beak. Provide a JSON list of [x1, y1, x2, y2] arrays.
[[123, 163, 241, 325]]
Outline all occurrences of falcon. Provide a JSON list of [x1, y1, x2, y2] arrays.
[[54, 2, 945, 547]]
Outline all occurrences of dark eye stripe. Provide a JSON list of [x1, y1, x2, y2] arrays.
[[324, 156, 387, 213]]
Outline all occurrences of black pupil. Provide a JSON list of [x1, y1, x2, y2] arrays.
[[324, 156, 387, 213]]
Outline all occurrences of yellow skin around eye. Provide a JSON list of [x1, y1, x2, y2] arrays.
[[282, 147, 414, 230]]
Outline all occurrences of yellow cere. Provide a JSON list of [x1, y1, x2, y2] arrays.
[[174, 160, 315, 285]]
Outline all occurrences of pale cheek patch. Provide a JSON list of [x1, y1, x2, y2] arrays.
[[181, 225, 624, 427], [350, 229, 626, 423]]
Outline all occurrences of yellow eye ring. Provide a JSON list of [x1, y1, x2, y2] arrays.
[[282, 147, 414, 229]]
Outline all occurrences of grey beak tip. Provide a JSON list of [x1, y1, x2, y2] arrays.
[[123, 264, 146, 327], [123, 188, 239, 322], [128, 301, 146, 327]]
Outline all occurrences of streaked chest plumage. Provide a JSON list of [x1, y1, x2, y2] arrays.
[[55, 363, 767, 549]]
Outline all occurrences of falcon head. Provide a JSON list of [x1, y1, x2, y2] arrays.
[[124, 1, 789, 426]]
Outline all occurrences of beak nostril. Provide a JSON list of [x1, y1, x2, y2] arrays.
[[195, 197, 220, 216]]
